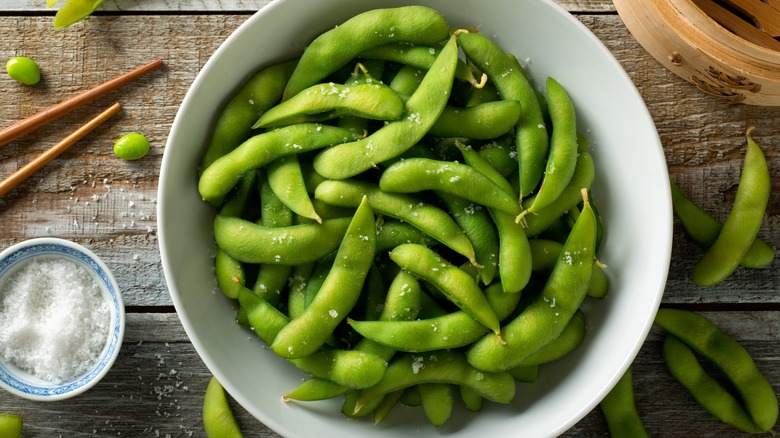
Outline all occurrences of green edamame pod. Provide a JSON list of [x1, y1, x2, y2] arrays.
[[255, 82, 405, 128], [271, 196, 376, 359], [460, 386, 484, 412], [458, 31, 548, 199], [387, 65, 425, 97], [522, 151, 596, 236], [375, 219, 437, 253], [312, 35, 458, 179], [670, 180, 774, 269], [237, 286, 289, 345], [287, 263, 315, 320], [350, 350, 515, 417], [214, 215, 351, 264], [654, 308, 778, 432], [517, 77, 579, 222], [692, 128, 771, 286], [437, 193, 499, 285], [428, 100, 522, 140], [0, 413, 22, 438], [203, 376, 244, 438], [200, 59, 297, 171], [477, 136, 517, 178], [314, 179, 477, 264], [517, 310, 586, 366], [373, 390, 405, 424], [266, 155, 322, 223], [490, 209, 532, 294], [199, 124, 355, 204], [379, 158, 522, 216], [214, 171, 257, 300], [506, 365, 539, 382], [599, 367, 650, 438], [389, 243, 502, 339], [288, 347, 387, 390], [467, 189, 596, 371], [282, 6, 449, 99], [348, 282, 519, 353], [662, 335, 764, 434], [529, 239, 609, 299], [252, 174, 294, 305], [53, 0, 104, 28], [466, 80, 500, 107], [282, 378, 349, 402], [359, 43, 480, 86], [419, 383, 453, 427]]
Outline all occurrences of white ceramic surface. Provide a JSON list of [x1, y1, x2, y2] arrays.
[[0, 238, 125, 401], [159, 0, 672, 436]]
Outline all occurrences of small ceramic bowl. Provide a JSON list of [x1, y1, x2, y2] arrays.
[[0, 238, 125, 401]]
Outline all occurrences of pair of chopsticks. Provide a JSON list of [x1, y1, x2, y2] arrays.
[[0, 58, 164, 198]]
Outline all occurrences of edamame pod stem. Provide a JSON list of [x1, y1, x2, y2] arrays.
[[379, 158, 522, 216], [348, 283, 520, 353], [457, 31, 548, 199], [312, 35, 458, 179], [314, 179, 477, 264], [662, 335, 764, 434], [522, 151, 596, 236], [389, 243, 502, 339], [517, 77, 578, 223], [670, 180, 774, 269], [255, 82, 405, 128], [266, 155, 321, 223], [200, 59, 297, 172], [654, 308, 778, 432], [271, 196, 376, 359], [198, 124, 354, 204], [692, 128, 771, 286], [214, 215, 351, 264], [351, 350, 516, 417], [427, 100, 522, 140], [467, 189, 596, 372], [598, 367, 650, 438], [282, 6, 449, 99]]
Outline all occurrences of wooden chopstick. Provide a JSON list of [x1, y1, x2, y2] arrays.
[[0, 58, 162, 148], [0, 102, 122, 198]]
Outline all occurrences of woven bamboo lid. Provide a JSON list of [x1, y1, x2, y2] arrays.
[[613, 0, 780, 106]]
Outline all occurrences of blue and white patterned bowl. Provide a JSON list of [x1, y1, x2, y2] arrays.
[[0, 238, 124, 401]]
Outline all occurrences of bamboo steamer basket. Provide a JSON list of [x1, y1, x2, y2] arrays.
[[613, 0, 780, 106]]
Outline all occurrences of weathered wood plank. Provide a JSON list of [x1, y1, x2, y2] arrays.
[[0, 311, 776, 437], [0, 0, 617, 14], [0, 14, 777, 310]]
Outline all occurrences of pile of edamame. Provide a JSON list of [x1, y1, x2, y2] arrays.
[[198, 5, 607, 429]]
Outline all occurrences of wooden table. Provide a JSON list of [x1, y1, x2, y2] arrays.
[[0, 1, 777, 436]]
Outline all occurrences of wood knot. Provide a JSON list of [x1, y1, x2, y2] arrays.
[[668, 51, 682, 66]]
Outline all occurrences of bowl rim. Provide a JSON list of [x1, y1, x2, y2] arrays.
[[0, 237, 125, 401]]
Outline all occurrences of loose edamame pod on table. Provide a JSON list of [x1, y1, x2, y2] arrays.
[[6, 56, 41, 85], [670, 179, 775, 269], [0, 413, 22, 438], [282, 5, 450, 100], [654, 308, 778, 433], [598, 367, 650, 438], [203, 376, 244, 438], [691, 127, 771, 286]]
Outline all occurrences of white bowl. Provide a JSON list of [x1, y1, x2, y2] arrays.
[[159, 0, 672, 436], [0, 238, 125, 401]]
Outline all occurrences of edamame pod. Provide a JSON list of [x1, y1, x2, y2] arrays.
[[467, 189, 596, 371], [271, 197, 376, 359], [389, 243, 502, 339], [662, 335, 764, 434], [314, 179, 477, 264], [201, 59, 297, 171], [348, 283, 520, 352], [375, 219, 437, 253], [214, 171, 257, 300], [599, 367, 650, 438], [490, 209, 532, 294], [289, 347, 387, 390], [266, 155, 321, 223], [351, 351, 515, 416], [312, 35, 458, 179], [379, 158, 522, 216], [654, 308, 778, 432], [255, 82, 405, 128], [282, 6, 449, 99], [517, 77, 578, 222], [359, 43, 480, 86], [670, 180, 774, 269], [419, 383, 453, 427], [0, 413, 22, 438], [214, 215, 351, 264], [692, 128, 771, 286], [252, 174, 294, 305], [516, 310, 586, 366], [203, 377, 244, 438], [458, 31, 548, 199], [427, 100, 522, 140], [529, 239, 609, 299], [198, 124, 354, 204], [283, 378, 349, 402]]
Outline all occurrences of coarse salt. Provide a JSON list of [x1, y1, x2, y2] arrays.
[[0, 256, 110, 384]]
